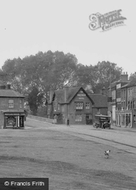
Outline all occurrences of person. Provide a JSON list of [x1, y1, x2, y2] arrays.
[[67, 118, 69, 125], [54, 115, 57, 124]]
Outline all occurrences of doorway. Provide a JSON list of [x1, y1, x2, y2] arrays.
[[86, 114, 92, 125]]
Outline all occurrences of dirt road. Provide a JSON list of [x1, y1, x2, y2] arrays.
[[0, 118, 136, 189]]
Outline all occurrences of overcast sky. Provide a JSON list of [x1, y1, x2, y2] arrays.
[[0, 0, 135, 75]]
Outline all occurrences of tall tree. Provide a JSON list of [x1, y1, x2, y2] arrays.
[[129, 72, 136, 85], [2, 50, 78, 99], [75, 64, 95, 92], [92, 61, 122, 93], [27, 86, 44, 115]]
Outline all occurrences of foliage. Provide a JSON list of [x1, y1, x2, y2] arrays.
[[1, 50, 123, 116], [27, 86, 44, 115], [92, 61, 122, 93], [129, 72, 136, 85]]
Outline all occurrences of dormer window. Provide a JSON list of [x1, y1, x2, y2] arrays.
[[8, 99, 14, 108]]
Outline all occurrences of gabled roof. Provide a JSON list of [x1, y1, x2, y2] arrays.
[[54, 86, 94, 104], [67, 87, 94, 104], [52, 86, 108, 108], [0, 89, 24, 98]]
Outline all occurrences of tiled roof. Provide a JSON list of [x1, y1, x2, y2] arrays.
[[121, 82, 136, 89], [66, 87, 81, 103], [89, 93, 108, 108], [54, 86, 107, 108], [55, 86, 81, 104], [55, 89, 65, 103], [0, 89, 24, 98]]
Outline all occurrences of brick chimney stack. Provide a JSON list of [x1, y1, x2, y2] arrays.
[[64, 86, 69, 103], [49, 89, 54, 103], [120, 72, 128, 82]]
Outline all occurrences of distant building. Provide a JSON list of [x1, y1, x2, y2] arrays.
[[118, 83, 136, 128], [48, 86, 108, 125], [108, 73, 128, 125], [0, 84, 25, 129]]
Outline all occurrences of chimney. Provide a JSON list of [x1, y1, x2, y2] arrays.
[[7, 84, 11, 89], [101, 87, 106, 95], [49, 89, 54, 103], [120, 72, 128, 82], [64, 86, 69, 102]]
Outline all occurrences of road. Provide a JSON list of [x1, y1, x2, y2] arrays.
[[27, 117, 136, 154], [0, 117, 136, 190]]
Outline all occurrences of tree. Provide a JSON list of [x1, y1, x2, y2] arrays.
[[92, 61, 122, 93], [27, 86, 44, 115], [75, 64, 95, 92], [129, 72, 136, 85], [2, 51, 78, 96]]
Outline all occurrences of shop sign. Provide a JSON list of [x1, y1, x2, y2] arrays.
[[77, 91, 86, 97]]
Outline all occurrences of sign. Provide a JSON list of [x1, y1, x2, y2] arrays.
[[7, 116, 16, 126], [77, 90, 86, 97], [89, 9, 126, 31]]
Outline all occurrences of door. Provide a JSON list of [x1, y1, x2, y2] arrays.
[[86, 114, 92, 125]]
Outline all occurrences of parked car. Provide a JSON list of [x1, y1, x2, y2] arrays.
[[93, 114, 111, 129]]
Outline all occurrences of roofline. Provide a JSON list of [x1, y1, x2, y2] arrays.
[[0, 96, 24, 98], [68, 87, 94, 105], [121, 83, 136, 89]]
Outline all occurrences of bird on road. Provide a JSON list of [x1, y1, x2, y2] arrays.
[[104, 150, 111, 159]]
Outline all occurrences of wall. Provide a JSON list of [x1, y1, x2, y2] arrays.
[[0, 112, 4, 128], [67, 92, 93, 124], [0, 97, 24, 110]]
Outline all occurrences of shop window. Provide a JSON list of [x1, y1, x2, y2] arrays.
[[75, 102, 83, 110], [85, 102, 90, 109], [75, 114, 82, 121], [8, 99, 14, 108]]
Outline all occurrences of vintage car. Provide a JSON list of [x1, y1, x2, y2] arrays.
[[93, 114, 111, 129]]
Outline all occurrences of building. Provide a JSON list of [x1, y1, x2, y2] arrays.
[[0, 84, 25, 129], [108, 73, 128, 125], [48, 86, 108, 125], [117, 83, 136, 128]]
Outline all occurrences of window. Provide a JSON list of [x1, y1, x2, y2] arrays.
[[20, 100, 22, 108], [85, 102, 90, 109], [97, 108, 100, 114], [75, 102, 83, 110], [75, 114, 82, 121], [8, 99, 14, 108], [58, 104, 60, 111]]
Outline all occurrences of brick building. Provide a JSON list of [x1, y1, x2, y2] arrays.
[[0, 84, 25, 129], [48, 86, 108, 125], [108, 73, 128, 125], [117, 83, 136, 128]]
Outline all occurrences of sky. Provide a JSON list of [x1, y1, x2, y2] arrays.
[[0, 0, 135, 75]]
